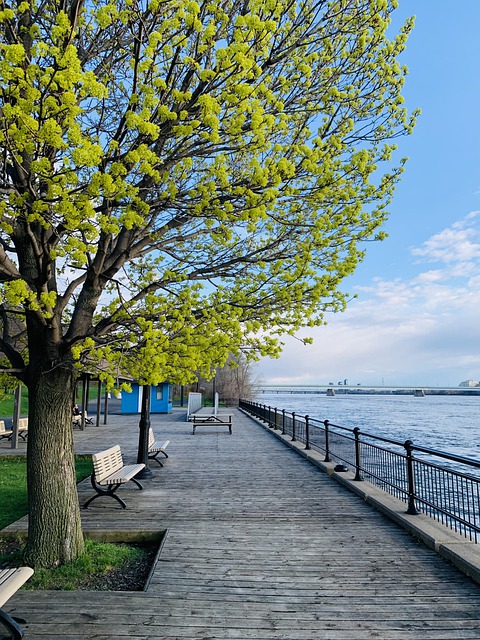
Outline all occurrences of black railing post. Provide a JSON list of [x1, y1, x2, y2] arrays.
[[323, 420, 330, 462], [404, 440, 419, 515], [282, 409, 286, 435], [305, 415, 310, 450], [353, 427, 362, 481], [274, 407, 278, 429], [292, 412, 296, 441]]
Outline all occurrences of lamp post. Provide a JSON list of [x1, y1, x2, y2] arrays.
[[136, 384, 154, 479]]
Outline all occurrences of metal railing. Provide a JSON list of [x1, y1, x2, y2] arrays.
[[239, 399, 480, 542]]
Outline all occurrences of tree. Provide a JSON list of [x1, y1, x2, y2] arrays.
[[0, 0, 417, 567], [188, 352, 258, 404], [216, 353, 258, 404]]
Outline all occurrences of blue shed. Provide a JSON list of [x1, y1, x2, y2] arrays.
[[121, 382, 172, 414]]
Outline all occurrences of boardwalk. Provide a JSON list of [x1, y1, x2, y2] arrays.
[[3, 408, 480, 639]]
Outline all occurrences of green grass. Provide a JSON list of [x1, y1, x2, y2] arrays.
[[0, 456, 152, 590], [0, 538, 148, 590], [0, 456, 92, 529], [0, 391, 29, 418], [0, 384, 105, 419]]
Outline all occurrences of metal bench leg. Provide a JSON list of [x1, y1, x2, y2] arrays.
[[83, 477, 128, 509], [107, 491, 127, 509], [83, 487, 128, 510], [83, 474, 143, 509], [148, 453, 164, 467], [0, 608, 26, 640]]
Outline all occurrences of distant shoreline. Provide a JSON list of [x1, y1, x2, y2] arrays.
[[258, 388, 480, 396]]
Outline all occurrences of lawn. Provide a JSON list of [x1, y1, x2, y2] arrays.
[[0, 456, 155, 590], [0, 385, 104, 419], [0, 391, 29, 418], [0, 455, 92, 529]]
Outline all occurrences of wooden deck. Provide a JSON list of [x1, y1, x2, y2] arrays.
[[4, 407, 480, 638]]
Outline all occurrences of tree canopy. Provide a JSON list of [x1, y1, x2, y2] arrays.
[[0, 0, 417, 567], [0, 0, 416, 386]]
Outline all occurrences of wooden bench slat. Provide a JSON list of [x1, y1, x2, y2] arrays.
[[84, 444, 146, 509], [100, 463, 146, 485], [0, 567, 34, 608], [0, 418, 28, 441], [92, 444, 124, 483], [0, 420, 13, 440], [147, 428, 170, 467], [149, 438, 170, 454]]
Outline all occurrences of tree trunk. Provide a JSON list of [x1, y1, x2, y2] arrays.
[[23, 363, 85, 568]]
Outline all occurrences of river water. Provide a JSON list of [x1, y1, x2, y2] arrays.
[[254, 392, 480, 463]]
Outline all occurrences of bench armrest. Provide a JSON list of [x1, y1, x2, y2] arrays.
[[0, 567, 34, 608]]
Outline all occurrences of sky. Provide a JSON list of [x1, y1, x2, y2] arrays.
[[256, 1, 480, 389]]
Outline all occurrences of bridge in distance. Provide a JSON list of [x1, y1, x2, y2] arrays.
[[257, 384, 480, 396]]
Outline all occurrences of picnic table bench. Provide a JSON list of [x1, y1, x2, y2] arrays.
[[83, 444, 145, 509], [148, 427, 170, 467], [192, 413, 232, 435], [0, 566, 34, 639]]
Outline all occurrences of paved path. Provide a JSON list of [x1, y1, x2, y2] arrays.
[[3, 408, 480, 638]]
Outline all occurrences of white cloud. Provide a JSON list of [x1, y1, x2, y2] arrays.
[[257, 213, 480, 387], [410, 211, 480, 264]]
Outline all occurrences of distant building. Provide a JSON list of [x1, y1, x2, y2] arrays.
[[459, 380, 480, 388], [121, 382, 172, 413]]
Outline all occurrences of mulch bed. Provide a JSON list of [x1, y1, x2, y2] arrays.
[[0, 540, 158, 591]]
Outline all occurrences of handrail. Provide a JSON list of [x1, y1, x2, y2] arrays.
[[239, 399, 480, 542]]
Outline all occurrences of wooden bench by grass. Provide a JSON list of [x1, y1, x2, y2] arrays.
[[0, 566, 34, 640], [0, 419, 28, 442], [0, 420, 13, 441], [148, 427, 170, 467], [17, 418, 28, 441], [83, 445, 145, 509], [192, 414, 232, 435]]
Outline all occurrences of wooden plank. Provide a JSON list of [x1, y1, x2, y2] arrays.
[[4, 408, 480, 639]]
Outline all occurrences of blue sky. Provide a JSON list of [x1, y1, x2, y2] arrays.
[[257, 1, 480, 388]]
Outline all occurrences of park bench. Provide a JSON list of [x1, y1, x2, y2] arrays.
[[83, 444, 145, 509], [148, 427, 170, 467], [0, 419, 28, 441], [0, 420, 13, 440], [72, 411, 93, 427], [0, 566, 34, 640], [192, 413, 232, 435], [17, 418, 28, 440]]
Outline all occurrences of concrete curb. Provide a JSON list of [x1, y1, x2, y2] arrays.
[[241, 409, 480, 585]]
